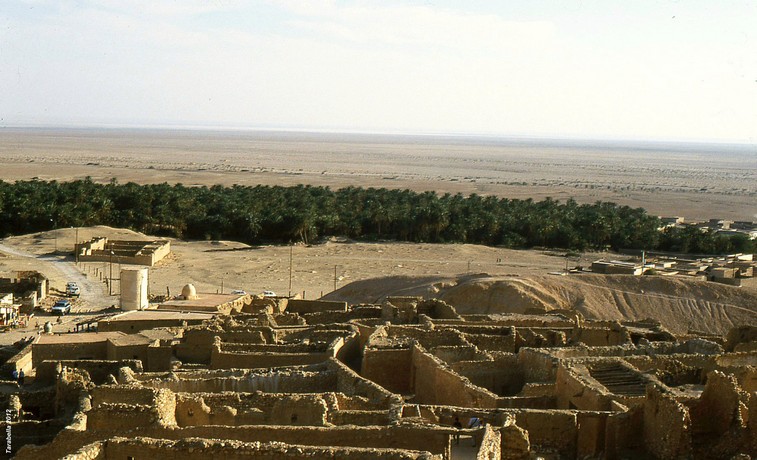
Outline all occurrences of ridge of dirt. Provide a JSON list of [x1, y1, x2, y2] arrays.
[[324, 273, 757, 335]]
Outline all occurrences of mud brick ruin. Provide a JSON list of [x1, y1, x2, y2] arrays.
[[75, 237, 171, 267], [1, 294, 755, 459]]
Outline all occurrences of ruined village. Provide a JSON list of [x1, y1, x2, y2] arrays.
[[0, 229, 754, 460], [3, 1, 756, 458]]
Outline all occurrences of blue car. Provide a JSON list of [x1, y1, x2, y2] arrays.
[[52, 300, 72, 316]]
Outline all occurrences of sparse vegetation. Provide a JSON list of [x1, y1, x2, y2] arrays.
[[0, 178, 752, 253]]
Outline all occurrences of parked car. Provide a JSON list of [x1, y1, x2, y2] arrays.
[[230, 290, 247, 295], [262, 290, 276, 297], [52, 300, 72, 316], [66, 282, 80, 297]]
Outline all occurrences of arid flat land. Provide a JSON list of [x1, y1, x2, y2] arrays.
[[1, 127, 755, 221], [2, 226, 755, 344]]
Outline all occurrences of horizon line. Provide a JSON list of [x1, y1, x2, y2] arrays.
[[2, 121, 756, 148]]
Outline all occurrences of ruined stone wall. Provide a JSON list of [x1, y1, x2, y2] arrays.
[[170, 425, 449, 457], [1, 420, 67, 455], [573, 326, 628, 346], [33, 341, 109, 368], [105, 340, 150, 366], [210, 348, 330, 369], [30, 425, 448, 458], [329, 409, 391, 426], [175, 328, 269, 364], [11, 387, 57, 420], [517, 349, 558, 383], [2, 341, 33, 375], [643, 386, 691, 459], [463, 333, 517, 353], [688, 370, 751, 457], [574, 411, 613, 458], [92, 385, 157, 407], [302, 306, 382, 325], [175, 393, 261, 427], [328, 358, 398, 404], [555, 364, 613, 411], [102, 433, 443, 459], [451, 354, 524, 397], [386, 326, 466, 348], [512, 409, 577, 458], [174, 392, 332, 427], [276, 326, 355, 344], [361, 347, 413, 394], [514, 328, 569, 350], [416, 299, 461, 320], [495, 396, 556, 410], [87, 387, 176, 431], [476, 423, 501, 460], [431, 345, 485, 363], [145, 369, 338, 394], [36, 360, 143, 385], [286, 299, 348, 314], [411, 345, 499, 408], [87, 403, 161, 431], [98, 317, 205, 333]]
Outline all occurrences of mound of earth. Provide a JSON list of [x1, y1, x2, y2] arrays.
[[324, 273, 757, 335], [2, 225, 154, 256]]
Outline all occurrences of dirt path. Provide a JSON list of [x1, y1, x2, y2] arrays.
[[0, 243, 108, 309], [0, 241, 115, 345]]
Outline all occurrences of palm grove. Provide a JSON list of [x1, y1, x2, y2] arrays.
[[0, 179, 752, 254]]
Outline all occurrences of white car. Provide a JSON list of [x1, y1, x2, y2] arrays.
[[262, 290, 276, 298], [66, 282, 80, 297], [231, 290, 247, 295]]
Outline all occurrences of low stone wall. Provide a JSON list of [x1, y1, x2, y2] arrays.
[[144, 368, 339, 394], [329, 409, 391, 426], [102, 435, 441, 459], [302, 306, 382, 325], [210, 349, 330, 369], [286, 299, 348, 314], [36, 359, 143, 385], [476, 424, 501, 460]]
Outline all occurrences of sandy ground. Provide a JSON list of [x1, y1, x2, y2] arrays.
[[0, 227, 573, 300], [0, 226, 582, 344], [1, 226, 754, 342], [1, 128, 755, 221]]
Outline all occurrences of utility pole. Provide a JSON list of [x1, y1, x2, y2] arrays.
[[75, 227, 79, 262], [288, 244, 293, 297], [641, 250, 646, 275], [334, 265, 338, 292], [109, 250, 114, 296]]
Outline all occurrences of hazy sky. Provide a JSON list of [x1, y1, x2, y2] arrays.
[[1, 0, 756, 142]]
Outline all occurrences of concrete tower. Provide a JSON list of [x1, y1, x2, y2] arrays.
[[120, 267, 149, 311]]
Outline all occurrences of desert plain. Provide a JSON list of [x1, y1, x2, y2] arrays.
[[0, 128, 756, 344], [1, 127, 755, 221]]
